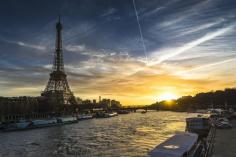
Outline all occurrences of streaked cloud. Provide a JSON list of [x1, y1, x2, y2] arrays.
[[176, 57, 236, 75], [65, 44, 86, 52], [16, 41, 46, 50], [148, 24, 235, 66], [142, 7, 165, 18], [178, 19, 225, 36], [101, 8, 117, 17], [0, 37, 46, 51]]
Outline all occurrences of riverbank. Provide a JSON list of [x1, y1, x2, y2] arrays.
[[211, 119, 236, 157]]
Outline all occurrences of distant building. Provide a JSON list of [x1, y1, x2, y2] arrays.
[[99, 99, 110, 109], [0, 96, 52, 122], [99, 96, 101, 103], [111, 100, 122, 108], [77, 97, 83, 105], [82, 99, 91, 105], [93, 99, 96, 104]]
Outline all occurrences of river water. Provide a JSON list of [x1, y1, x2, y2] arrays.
[[0, 111, 197, 157]]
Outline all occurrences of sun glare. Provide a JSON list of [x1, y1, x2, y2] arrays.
[[158, 93, 178, 101]]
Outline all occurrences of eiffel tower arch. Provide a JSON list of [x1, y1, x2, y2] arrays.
[[41, 16, 77, 112]]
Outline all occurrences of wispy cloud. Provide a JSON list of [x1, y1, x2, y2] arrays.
[[16, 41, 46, 50], [0, 37, 46, 51], [65, 44, 86, 52], [178, 19, 225, 36], [148, 24, 235, 66], [157, 0, 214, 27], [142, 7, 165, 18], [101, 8, 117, 17], [65, 44, 109, 58], [176, 57, 236, 75]]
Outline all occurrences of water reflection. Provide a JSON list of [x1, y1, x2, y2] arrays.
[[0, 111, 196, 157]]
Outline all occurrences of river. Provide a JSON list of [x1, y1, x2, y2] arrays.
[[0, 111, 197, 157]]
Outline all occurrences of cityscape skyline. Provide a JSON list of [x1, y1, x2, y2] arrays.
[[0, 0, 236, 105]]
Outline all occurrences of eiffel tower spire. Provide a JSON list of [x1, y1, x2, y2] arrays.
[[53, 15, 64, 72], [41, 16, 77, 106]]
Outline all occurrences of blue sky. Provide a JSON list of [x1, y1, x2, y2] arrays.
[[0, 0, 236, 105]]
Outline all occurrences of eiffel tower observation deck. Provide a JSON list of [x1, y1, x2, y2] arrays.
[[41, 16, 77, 108]]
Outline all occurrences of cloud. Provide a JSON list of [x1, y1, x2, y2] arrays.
[[64, 22, 98, 43], [176, 57, 236, 75], [65, 44, 86, 52], [16, 41, 46, 50], [148, 24, 235, 66], [177, 19, 226, 36], [0, 36, 46, 51], [101, 8, 118, 17], [142, 7, 165, 18]]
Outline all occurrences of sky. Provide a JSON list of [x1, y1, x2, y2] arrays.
[[0, 0, 236, 105]]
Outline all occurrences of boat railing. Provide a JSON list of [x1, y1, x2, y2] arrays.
[[204, 126, 216, 157]]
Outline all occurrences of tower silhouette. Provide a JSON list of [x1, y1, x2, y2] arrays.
[[41, 16, 77, 107]]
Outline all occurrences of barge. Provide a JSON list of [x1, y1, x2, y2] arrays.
[[94, 112, 118, 118], [77, 114, 93, 121], [1, 116, 78, 132], [149, 132, 201, 157], [150, 115, 213, 157]]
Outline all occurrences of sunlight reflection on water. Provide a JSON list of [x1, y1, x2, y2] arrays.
[[0, 111, 197, 157]]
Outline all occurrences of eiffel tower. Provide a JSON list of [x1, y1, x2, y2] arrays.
[[41, 16, 77, 108]]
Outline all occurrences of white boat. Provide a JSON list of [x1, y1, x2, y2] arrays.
[[2, 116, 78, 132], [16, 120, 32, 129], [32, 119, 57, 125], [108, 112, 118, 117], [149, 132, 199, 157], [95, 112, 118, 118], [77, 114, 93, 120], [57, 116, 77, 123]]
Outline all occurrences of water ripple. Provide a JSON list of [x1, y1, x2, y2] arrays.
[[0, 111, 197, 157]]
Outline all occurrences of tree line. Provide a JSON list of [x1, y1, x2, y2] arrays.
[[149, 88, 236, 111]]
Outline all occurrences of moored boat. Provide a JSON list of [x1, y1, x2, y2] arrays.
[[149, 132, 200, 157], [108, 112, 118, 117], [95, 112, 118, 118], [32, 118, 57, 125], [117, 110, 130, 114], [2, 116, 78, 132], [57, 116, 78, 123], [77, 114, 93, 121]]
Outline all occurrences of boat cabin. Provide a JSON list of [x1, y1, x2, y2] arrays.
[[186, 117, 210, 137], [149, 132, 198, 157]]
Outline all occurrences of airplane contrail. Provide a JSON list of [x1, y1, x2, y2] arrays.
[[132, 0, 148, 63]]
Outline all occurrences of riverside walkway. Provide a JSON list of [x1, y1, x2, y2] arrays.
[[211, 120, 236, 157]]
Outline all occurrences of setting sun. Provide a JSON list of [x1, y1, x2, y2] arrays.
[[158, 93, 178, 101]]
